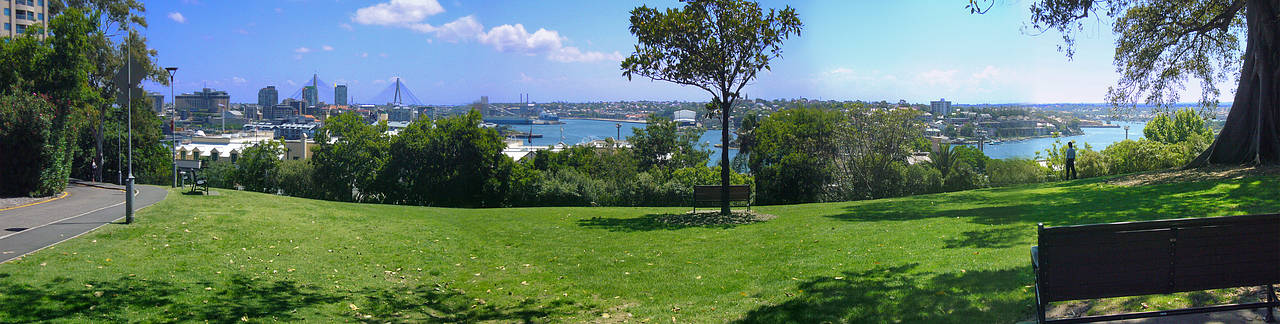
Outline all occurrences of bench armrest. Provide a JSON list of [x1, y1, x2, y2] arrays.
[[1030, 246, 1039, 268]]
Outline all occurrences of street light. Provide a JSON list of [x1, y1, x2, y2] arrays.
[[166, 67, 178, 188]]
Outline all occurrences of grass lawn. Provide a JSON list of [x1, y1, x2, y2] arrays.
[[2, 174, 1279, 323]]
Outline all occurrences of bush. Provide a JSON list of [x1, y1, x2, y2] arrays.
[[988, 159, 1049, 187], [276, 159, 317, 198], [0, 91, 72, 197], [200, 162, 236, 190], [1101, 139, 1198, 174]]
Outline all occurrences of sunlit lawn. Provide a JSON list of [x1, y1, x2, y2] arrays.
[[1, 175, 1278, 323]]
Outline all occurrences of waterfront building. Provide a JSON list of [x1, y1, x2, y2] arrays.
[[175, 88, 230, 116], [335, 85, 348, 106], [930, 99, 952, 117], [2, 0, 48, 39], [673, 109, 697, 126], [258, 86, 278, 111]]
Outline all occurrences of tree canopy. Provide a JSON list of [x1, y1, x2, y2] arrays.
[[622, 0, 801, 214]]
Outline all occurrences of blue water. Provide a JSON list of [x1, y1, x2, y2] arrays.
[[518, 119, 738, 166], [520, 118, 1144, 163], [978, 121, 1147, 159]]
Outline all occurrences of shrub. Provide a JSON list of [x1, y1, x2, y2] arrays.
[[988, 158, 1048, 187], [276, 159, 317, 198], [0, 91, 72, 197], [1101, 139, 1197, 174]]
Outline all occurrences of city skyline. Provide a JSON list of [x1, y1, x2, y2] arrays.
[[141, 0, 1234, 105]]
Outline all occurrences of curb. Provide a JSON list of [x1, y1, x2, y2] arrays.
[[0, 191, 69, 212]]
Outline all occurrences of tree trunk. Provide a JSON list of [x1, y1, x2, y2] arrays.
[[1189, 0, 1280, 166], [721, 99, 732, 216]]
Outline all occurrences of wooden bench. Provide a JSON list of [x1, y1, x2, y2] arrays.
[[692, 185, 750, 212], [1032, 214, 1280, 323]]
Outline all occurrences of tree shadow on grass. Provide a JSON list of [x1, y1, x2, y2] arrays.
[[576, 213, 749, 232], [942, 226, 1029, 249], [734, 263, 1034, 324], [0, 273, 340, 323], [351, 281, 587, 323]]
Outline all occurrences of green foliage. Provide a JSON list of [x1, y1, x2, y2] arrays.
[[1144, 108, 1213, 145], [276, 159, 317, 199], [628, 116, 709, 172], [829, 104, 926, 200], [0, 91, 68, 196], [750, 108, 839, 204], [623, 0, 802, 213], [0, 8, 101, 196], [311, 112, 388, 202], [200, 161, 235, 190], [987, 158, 1049, 187], [1101, 139, 1197, 175], [234, 141, 285, 194], [378, 110, 511, 207]]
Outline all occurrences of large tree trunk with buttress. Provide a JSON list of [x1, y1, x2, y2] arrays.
[[1189, 0, 1280, 166], [720, 100, 732, 216]]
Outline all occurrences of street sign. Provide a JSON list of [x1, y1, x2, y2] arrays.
[[113, 58, 146, 88], [115, 86, 144, 107]]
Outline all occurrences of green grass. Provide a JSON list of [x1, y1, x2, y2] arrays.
[[2, 175, 1279, 323]]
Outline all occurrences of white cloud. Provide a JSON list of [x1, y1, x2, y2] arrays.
[[359, 52, 369, 58], [234, 29, 249, 35], [168, 12, 186, 23], [917, 69, 959, 86], [274, 8, 283, 14], [351, 4, 618, 63], [322, 45, 334, 51], [339, 23, 353, 31], [286, 80, 297, 86], [232, 76, 247, 85], [411, 15, 483, 43], [295, 47, 312, 53], [972, 65, 1001, 80], [352, 0, 444, 26]]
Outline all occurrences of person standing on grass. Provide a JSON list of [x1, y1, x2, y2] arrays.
[[1065, 141, 1077, 180]]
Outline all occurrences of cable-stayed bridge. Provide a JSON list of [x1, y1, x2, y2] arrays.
[[287, 75, 423, 106]]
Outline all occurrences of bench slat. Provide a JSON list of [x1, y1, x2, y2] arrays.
[[1036, 213, 1280, 305]]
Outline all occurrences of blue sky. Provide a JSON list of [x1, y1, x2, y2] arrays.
[[140, 0, 1193, 105]]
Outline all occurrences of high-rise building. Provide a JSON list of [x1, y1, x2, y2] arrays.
[[175, 88, 230, 115], [148, 92, 165, 114], [258, 86, 278, 111], [930, 98, 952, 117], [303, 86, 318, 108], [335, 85, 348, 106], [2, 0, 50, 39]]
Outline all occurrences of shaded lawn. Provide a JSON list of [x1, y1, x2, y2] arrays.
[[0, 175, 1277, 323]]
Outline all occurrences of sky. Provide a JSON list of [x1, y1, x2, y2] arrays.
[[138, 0, 1220, 105]]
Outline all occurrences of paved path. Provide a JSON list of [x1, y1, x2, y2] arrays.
[[0, 181, 167, 263]]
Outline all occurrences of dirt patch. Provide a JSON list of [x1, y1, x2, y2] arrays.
[[1106, 165, 1280, 187], [654, 210, 776, 226], [1045, 286, 1275, 322]]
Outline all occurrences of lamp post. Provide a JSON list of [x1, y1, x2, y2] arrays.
[[166, 67, 178, 188], [125, 36, 135, 224]]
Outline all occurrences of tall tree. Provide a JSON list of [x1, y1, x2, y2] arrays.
[[975, 0, 1278, 165], [622, 0, 802, 215], [311, 112, 388, 202]]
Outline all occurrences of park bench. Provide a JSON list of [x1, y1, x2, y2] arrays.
[[1031, 213, 1280, 323], [692, 185, 750, 212]]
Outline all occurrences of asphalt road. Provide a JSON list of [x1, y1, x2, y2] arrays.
[[0, 182, 167, 263]]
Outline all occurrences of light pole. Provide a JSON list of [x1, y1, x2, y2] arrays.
[[166, 67, 178, 188], [125, 35, 135, 224]]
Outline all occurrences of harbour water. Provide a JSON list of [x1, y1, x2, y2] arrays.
[[977, 121, 1147, 159], [515, 118, 1146, 164]]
